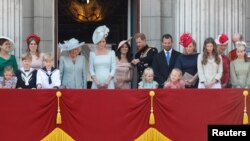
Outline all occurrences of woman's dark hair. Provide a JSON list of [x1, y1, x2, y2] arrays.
[[0, 39, 8, 46], [116, 42, 132, 62]]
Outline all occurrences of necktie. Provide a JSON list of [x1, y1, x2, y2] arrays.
[[46, 71, 52, 84], [166, 51, 170, 64]]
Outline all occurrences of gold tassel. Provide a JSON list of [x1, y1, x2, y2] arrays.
[[243, 90, 249, 124], [56, 91, 62, 124], [149, 91, 155, 125]]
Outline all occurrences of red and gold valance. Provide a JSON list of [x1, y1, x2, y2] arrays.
[[0, 89, 249, 141]]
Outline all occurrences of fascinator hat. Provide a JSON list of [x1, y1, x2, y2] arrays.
[[58, 38, 85, 53], [215, 33, 229, 45], [25, 33, 41, 44], [117, 37, 132, 51], [235, 41, 247, 50], [92, 25, 110, 44], [0, 36, 15, 51], [179, 33, 193, 47]]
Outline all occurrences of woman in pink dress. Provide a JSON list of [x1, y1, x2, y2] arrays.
[[25, 34, 44, 70], [114, 38, 133, 89]]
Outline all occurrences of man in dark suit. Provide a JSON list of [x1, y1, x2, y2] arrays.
[[131, 33, 158, 83], [152, 34, 181, 88]]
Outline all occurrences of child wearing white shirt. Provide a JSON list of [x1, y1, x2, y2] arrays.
[[36, 53, 61, 89]]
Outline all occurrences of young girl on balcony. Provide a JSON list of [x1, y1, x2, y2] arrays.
[[0, 66, 17, 88], [138, 67, 158, 89], [164, 68, 185, 89], [197, 37, 223, 88]]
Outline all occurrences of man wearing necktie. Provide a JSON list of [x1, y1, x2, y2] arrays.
[[152, 34, 181, 88]]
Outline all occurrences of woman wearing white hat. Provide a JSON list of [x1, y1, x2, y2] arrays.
[[114, 38, 133, 89], [0, 36, 18, 76], [89, 25, 116, 89], [59, 38, 87, 88]]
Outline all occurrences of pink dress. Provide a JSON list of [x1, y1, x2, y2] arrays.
[[31, 53, 44, 70], [114, 62, 133, 89], [164, 80, 185, 89]]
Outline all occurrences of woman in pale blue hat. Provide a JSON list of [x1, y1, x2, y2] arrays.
[[59, 38, 87, 88], [89, 25, 116, 89], [0, 36, 18, 76]]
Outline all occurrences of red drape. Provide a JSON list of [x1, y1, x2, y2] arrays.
[[0, 89, 249, 141]]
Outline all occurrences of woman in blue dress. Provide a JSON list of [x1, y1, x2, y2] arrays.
[[175, 33, 199, 88], [59, 38, 87, 89], [89, 25, 116, 89]]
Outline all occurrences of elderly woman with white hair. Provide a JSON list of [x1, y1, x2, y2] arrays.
[[59, 38, 87, 89], [230, 41, 250, 88], [89, 25, 116, 89]]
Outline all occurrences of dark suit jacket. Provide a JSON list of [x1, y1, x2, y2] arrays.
[[152, 49, 180, 88]]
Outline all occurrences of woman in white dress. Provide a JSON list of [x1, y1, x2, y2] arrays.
[[89, 25, 116, 89], [197, 37, 223, 88]]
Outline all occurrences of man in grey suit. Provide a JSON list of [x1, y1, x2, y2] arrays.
[[152, 34, 180, 88]]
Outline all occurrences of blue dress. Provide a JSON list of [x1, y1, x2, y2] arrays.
[[59, 55, 87, 89], [175, 53, 199, 88], [89, 50, 116, 89], [138, 80, 158, 89]]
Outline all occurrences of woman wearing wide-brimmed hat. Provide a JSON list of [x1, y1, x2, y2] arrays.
[[89, 25, 116, 89], [25, 33, 44, 70], [59, 38, 87, 89], [0, 36, 18, 76], [114, 38, 133, 89]]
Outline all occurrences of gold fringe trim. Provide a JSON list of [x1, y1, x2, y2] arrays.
[[56, 91, 62, 124], [149, 91, 155, 125], [243, 90, 249, 124], [134, 127, 171, 141], [41, 127, 75, 141]]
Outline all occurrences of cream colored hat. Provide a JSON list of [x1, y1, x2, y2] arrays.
[[92, 25, 109, 44], [0, 36, 14, 51], [117, 37, 132, 51], [58, 38, 85, 53]]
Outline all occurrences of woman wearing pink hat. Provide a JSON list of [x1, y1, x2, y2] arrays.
[[114, 38, 133, 89], [175, 33, 199, 88], [89, 25, 116, 89], [25, 33, 44, 70], [0, 36, 18, 76]]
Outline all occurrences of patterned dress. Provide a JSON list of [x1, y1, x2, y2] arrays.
[[0, 76, 17, 88]]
